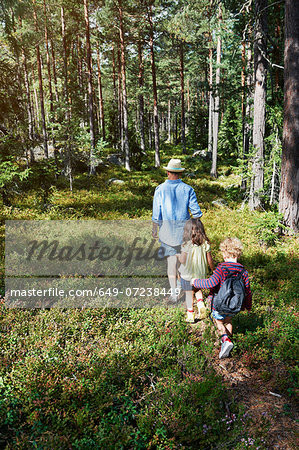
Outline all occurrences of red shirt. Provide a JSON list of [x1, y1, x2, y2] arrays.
[[193, 261, 252, 311]]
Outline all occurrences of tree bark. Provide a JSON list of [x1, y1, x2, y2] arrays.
[[138, 38, 145, 152], [118, 0, 130, 170], [208, 44, 213, 156], [179, 42, 186, 154], [208, 0, 214, 157], [274, 4, 281, 93], [31, 67, 39, 130], [168, 88, 171, 143], [242, 38, 253, 190], [148, 98, 152, 149], [111, 42, 118, 147], [147, 2, 160, 167], [50, 39, 59, 102], [96, 42, 105, 140], [186, 78, 190, 133], [33, 1, 48, 158], [117, 43, 123, 152], [43, 0, 53, 115], [112, 43, 117, 101], [22, 48, 34, 143], [249, 0, 268, 210], [61, 6, 73, 191], [77, 35, 83, 95], [83, 0, 96, 174], [279, 0, 299, 232], [210, 2, 222, 178], [241, 40, 246, 128]]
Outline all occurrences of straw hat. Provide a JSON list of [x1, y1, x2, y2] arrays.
[[163, 158, 185, 172]]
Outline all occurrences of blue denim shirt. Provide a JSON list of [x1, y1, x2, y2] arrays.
[[152, 179, 203, 246]]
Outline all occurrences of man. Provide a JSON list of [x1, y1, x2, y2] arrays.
[[152, 158, 203, 301]]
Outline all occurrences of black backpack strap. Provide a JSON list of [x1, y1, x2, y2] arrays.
[[210, 265, 229, 313]]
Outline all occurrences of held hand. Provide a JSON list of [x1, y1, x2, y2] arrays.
[[191, 278, 197, 286], [152, 230, 158, 240]]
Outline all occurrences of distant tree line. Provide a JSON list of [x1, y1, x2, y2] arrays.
[[0, 0, 298, 231]]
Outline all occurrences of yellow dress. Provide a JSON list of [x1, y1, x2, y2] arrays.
[[179, 240, 210, 281]]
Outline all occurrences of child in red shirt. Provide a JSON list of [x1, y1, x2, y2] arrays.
[[192, 237, 252, 359]]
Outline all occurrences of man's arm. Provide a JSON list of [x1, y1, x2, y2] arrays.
[[188, 188, 203, 218], [152, 186, 162, 238], [152, 222, 159, 239]]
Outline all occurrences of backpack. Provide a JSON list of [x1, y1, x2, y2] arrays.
[[211, 268, 246, 315]]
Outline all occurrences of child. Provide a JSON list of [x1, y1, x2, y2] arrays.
[[192, 237, 252, 359], [176, 218, 215, 323]]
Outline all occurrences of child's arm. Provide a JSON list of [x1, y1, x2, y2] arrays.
[[192, 265, 222, 289], [207, 251, 215, 271], [176, 251, 187, 265]]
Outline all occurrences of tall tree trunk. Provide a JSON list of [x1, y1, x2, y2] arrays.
[[279, 0, 299, 232], [208, 44, 214, 156], [31, 67, 39, 130], [208, 1, 214, 156], [43, 0, 53, 115], [22, 49, 34, 143], [186, 78, 190, 133], [96, 42, 105, 140], [33, 1, 48, 158], [138, 38, 145, 152], [241, 40, 246, 131], [112, 43, 117, 101], [111, 42, 118, 148], [249, 0, 268, 210], [50, 39, 59, 102], [117, 44, 123, 153], [118, 0, 130, 170], [147, 2, 160, 167], [175, 99, 178, 144], [83, 0, 96, 174], [187, 78, 190, 112], [168, 87, 171, 143], [77, 35, 83, 94], [242, 35, 253, 190], [148, 98, 152, 149], [61, 6, 73, 191], [274, 4, 281, 93], [179, 42, 186, 154], [210, 2, 222, 178], [19, 17, 34, 148]]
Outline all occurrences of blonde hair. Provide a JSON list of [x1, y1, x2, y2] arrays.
[[220, 237, 243, 259]]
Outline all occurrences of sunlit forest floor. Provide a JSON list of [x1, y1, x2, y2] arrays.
[[0, 148, 298, 449]]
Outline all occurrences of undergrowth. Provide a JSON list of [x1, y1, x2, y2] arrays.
[[0, 153, 298, 448]]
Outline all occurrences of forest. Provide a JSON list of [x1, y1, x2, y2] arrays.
[[0, 0, 298, 448]]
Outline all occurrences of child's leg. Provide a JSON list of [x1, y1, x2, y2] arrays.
[[214, 319, 227, 337], [223, 317, 233, 337], [194, 289, 203, 301], [185, 290, 193, 311], [194, 289, 207, 319], [185, 290, 195, 323]]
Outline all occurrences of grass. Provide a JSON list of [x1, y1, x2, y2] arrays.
[[0, 152, 298, 448]]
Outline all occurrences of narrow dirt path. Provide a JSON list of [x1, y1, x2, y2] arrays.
[[190, 321, 298, 449]]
